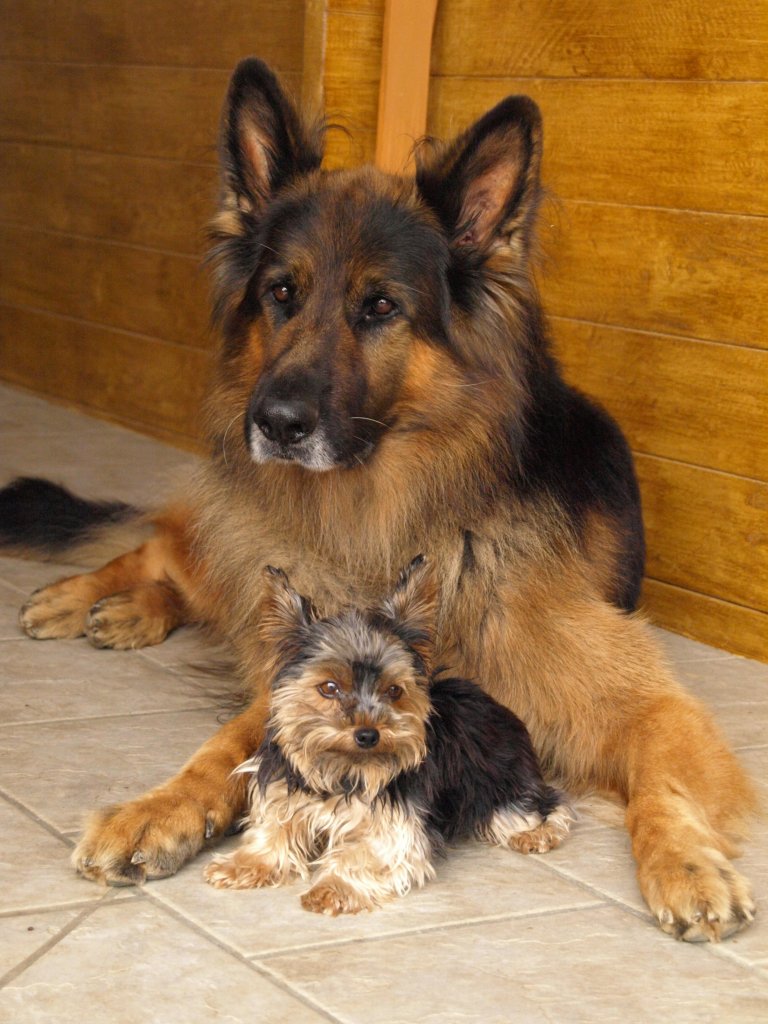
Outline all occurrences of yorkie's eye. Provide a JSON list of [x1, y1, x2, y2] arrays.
[[317, 680, 340, 699], [385, 684, 403, 701]]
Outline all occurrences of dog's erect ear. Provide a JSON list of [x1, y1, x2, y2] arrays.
[[377, 555, 437, 673], [415, 96, 542, 254], [258, 565, 317, 669], [221, 58, 324, 215]]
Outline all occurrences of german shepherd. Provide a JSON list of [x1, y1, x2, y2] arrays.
[[0, 58, 756, 941]]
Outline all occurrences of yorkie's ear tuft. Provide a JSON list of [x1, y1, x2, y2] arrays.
[[259, 565, 317, 669], [377, 555, 437, 674]]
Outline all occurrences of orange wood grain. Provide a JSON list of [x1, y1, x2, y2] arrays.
[[540, 200, 767, 350], [429, 79, 768, 217], [643, 579, 768, 663], [376, 0, 437, 172], [431, 0, 768, 81], [0, 224, 211, 349], [0, 143, 217, 254]]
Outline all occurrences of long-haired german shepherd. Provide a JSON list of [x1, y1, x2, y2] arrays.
[[0, 59, 756, 941]]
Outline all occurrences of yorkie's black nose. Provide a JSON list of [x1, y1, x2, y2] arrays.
[[354, 727, 380, 749]]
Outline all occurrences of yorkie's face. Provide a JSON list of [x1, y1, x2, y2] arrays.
[[260, 558, 436, 797]]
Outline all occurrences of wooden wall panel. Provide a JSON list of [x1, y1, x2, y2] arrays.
[[540, 203, 767, 349], [0, 0, 306, 449], [0, 225, 210, 348], [317, 0, 385, 169], [430, 80, 767, 216], [0, 306, 210, 444], [429, 0, 768, 658], [0, 143, 217, 254], [0, 0, 304, 69], [636, 455, 768, 613], [431, 0, 767, 81], [552, 321, 768, 481]]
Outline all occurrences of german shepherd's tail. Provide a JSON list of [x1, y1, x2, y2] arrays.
[[0, 476, 152, 566]]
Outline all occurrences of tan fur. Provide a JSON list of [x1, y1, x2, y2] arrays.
[[45, 75, 758, 941], [204, 779, 435, 914]]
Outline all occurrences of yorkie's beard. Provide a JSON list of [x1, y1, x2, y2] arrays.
[[272, 716, 427, 799]]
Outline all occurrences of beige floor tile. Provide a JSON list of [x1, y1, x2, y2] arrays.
[[0, 639, 217, 723], [0, 554, 88, 596], [0, 430, 196, 509], [149, 834, 604, 958], [0, 906, 87, 979], [0, 580, 25, 640], [0, 800, 108, 914], [0, 708, 221, 831], [265, 904, 768, 1024], [0, 900, 333, 1024], [0, 384, 106, 436], [679, 657, 768, 707], [709, 702, 768, 752], [651, 626, 735, 664]]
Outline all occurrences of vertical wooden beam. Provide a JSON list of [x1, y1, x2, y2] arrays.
[[375, 0, 438, 172]]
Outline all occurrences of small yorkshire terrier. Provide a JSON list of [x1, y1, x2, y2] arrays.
[[204, 557, 573, 915]]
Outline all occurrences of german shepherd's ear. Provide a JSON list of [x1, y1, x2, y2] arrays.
[[415, 96, 542, 255], [258, 565, 318, 671], [221, 58, 324, 215], [377, 555, 438, 673]]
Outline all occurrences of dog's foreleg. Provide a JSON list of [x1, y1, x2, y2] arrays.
[[623, 691, 757, 942], [72, 695, 270, 885], [301, 801, 435, 915], [21, 503, 200, 649]]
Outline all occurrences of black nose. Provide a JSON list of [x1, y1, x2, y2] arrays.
[[254, 397, 319, 445], [354, 727, 380, 749]]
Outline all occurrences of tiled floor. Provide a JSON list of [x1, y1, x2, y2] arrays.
[[0, 381, 767, 1023]]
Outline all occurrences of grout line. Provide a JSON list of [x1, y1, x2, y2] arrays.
[[0, 787, 75, 847], [138, 889, 346, 1024], [0, 894, 137, 920], [248, 899, 608, 961], [0, 704, 220, 731], [0, 892, 118, 989]]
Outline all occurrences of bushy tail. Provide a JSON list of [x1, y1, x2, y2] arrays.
[[0, 476, 152, 566]]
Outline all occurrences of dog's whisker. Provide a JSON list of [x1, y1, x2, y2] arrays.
[[220, 412, 242, 468]]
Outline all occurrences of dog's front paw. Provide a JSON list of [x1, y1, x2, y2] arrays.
[[85, 585, 180, 650], [301, 878, 373, 916], [73, 790, 232, 886], [20, 580, 91, 639], [640, 846, 755, 942], [204, 850, 280, 889]]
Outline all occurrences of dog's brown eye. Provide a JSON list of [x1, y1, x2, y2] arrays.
[[366, 296, 396, 320], [386, 684, 403, 701], [317, 680, 340, 699], [271, 284, 291, 304]]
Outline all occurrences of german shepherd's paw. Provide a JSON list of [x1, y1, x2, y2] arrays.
[[640, 846, 755, 942], [85, 584, 181, 650], [301, 878, 373, 916], [72, 791, 233, 886], [20, 580, 92, 640]]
